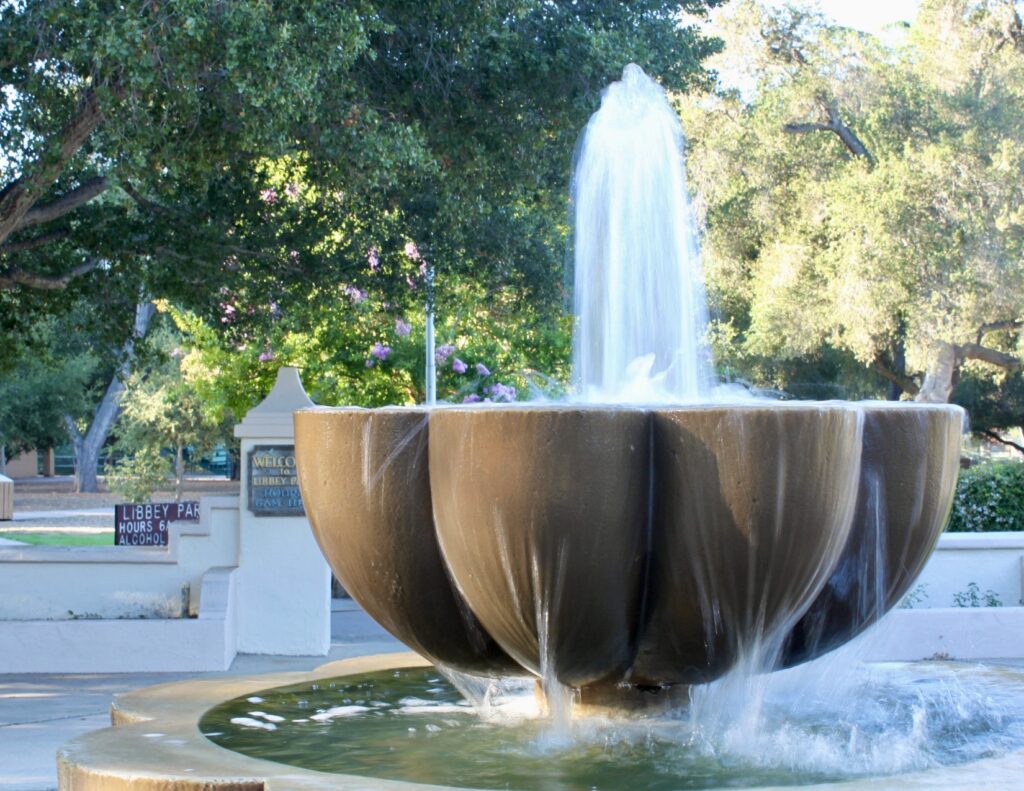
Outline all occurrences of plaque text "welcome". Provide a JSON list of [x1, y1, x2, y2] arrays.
[[248, 445, 305, 516]]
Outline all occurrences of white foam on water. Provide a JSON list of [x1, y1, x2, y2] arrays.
[[230, 717, 276, 731], [309, 705, 371, 722]]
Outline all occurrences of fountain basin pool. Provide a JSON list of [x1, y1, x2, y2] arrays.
[[57, 653, 1024, 791]]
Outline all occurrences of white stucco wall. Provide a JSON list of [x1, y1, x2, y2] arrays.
[[0, 496, 239, 620], [913, 532, 1024, 609]]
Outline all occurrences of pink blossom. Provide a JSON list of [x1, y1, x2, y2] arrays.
[[284, 182, 301, 199], [259, 188, 278, 204], [475, 363, 490, 376], [289, 250, 300, 263], [404, 241, 421, 261], [490, 383, 517, 402], [463, 394, 482, 403], [370, 343, 391, 361], [367, 247, 380, 272], [406, 274, 418, 290], [452, 358, 467, 374], [435, 344, 455, 365], [395, 318, 412, 336], [259, 349, 276, 362], [419, 261, 427, 276], [344, 285, 367, 304]]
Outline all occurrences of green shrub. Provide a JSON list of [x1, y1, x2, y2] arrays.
[[947, 461, 1024, 532], [106, 446, 171, 503]]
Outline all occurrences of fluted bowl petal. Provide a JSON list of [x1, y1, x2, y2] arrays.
[[430, 406, 650, 687], [631, 405, 864, 684], [294, 407, 518, 675], [780, 403, 963, 666]]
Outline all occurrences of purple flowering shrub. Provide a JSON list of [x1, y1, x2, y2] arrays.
[[185, 235, 570, 408]]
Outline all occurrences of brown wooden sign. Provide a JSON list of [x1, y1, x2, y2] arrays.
[[114, 501, 200, 546], [248, 445, 305, 516]]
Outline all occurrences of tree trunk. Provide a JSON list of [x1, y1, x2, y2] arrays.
[[887, 321, 908, 401], [65, 301, 156, 493], [175, 444, 185, 502], [916, 342, 959, 404]]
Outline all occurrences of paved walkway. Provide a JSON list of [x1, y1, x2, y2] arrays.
[[0, 606, 402, 791]]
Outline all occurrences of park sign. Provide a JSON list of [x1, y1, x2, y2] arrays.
[[248, 444, 305, 516], [114, 501, 200, 546]]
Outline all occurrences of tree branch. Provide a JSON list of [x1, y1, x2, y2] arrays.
[[979, 429, 1024, 455], [976, 319, 1022, 344], [783, 122, 833, 134], [0, 258, 103, 290], [62, 413, 83, 444], [871, 354, 920, 396], [122, 181, 178, 216], [0, 228, 71, 253], [783, 100, 873, 161], [16, 176, 109, 231], [0, 89, 104, 246], [1000, 4, 1024, 54], [958, 342, 1023, 370], [823, 103, 872, 160]]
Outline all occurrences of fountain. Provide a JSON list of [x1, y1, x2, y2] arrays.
[[290, 65, 963, 701], [57, 66, 1024, 790]]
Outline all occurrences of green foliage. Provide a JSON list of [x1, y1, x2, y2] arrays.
[[952, 582, 1002, 608], [684, 0, 1024, 412], [106, 446, 171, 503], [2, 0, 725, 374], [111, 315, 228, 495], [0, 310, 106, 455], [169, 268, 574, 410], [899, 583, 930, 609], [947, 462, 1024, 532]]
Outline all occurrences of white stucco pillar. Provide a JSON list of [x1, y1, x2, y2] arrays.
[[233, 367, 330, 655]]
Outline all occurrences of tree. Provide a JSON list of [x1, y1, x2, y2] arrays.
[[0, 331, 99, 463], [2, 2, 726, 475], [111, 319, 226, 501], [683, 0, 1024, 434], [2, 1, 724, 331]]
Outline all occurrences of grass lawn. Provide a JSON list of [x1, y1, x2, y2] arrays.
[[0, 531, 113, 546]]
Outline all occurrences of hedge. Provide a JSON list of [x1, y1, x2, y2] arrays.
[[946, 461, 1024, 532]]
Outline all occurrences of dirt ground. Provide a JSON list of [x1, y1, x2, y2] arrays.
[[2, 476, 240, 532]]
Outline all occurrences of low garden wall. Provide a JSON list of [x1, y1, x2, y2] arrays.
[[0, 496, 239, 620], [0, 496, 241, 673]]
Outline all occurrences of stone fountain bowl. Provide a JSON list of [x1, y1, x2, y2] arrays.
[[294, 402, 962, 692]]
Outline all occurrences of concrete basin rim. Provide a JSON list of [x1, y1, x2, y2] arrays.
[[58, 652, 1024, 791], [294, 402, 964, 416]]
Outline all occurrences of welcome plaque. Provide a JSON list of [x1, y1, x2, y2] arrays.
[[248, 444, 305, 516]]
